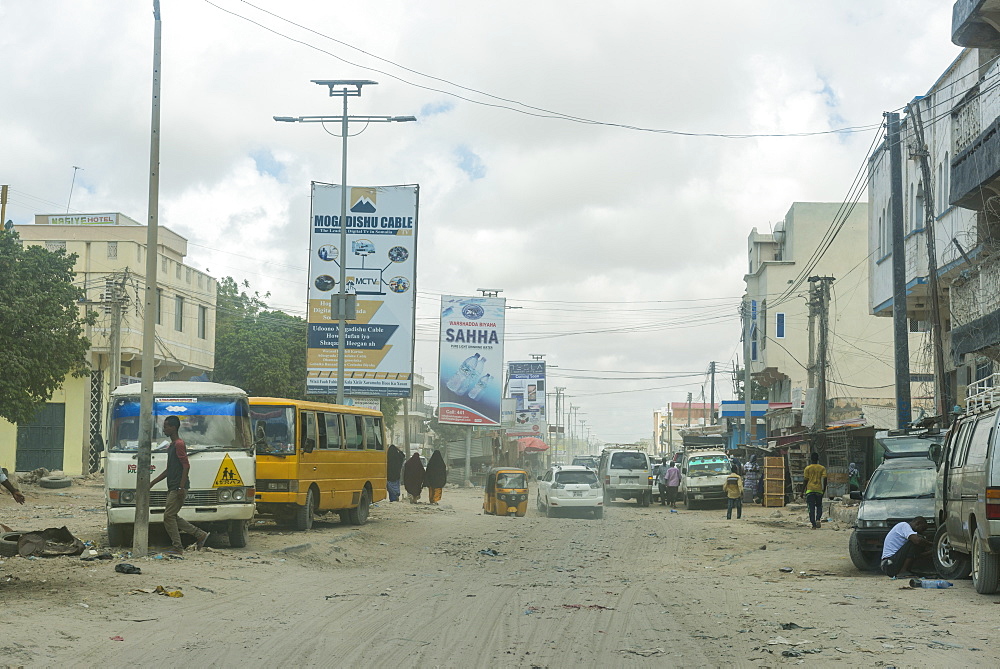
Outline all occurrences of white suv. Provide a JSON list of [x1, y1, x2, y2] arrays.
[[537, 465, 604, 519]]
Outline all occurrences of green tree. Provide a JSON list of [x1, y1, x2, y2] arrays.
[[0, 230, 94, 424], [213, 277, 308, 398]]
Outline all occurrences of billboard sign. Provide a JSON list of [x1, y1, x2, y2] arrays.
[[506, 361, 546, 437], [306, 183, 418, 397], [437, 295, 505, 425]]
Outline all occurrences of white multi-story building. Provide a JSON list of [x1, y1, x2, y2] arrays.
[[0, 213, 216, 474], [745, 202, 927, 434]]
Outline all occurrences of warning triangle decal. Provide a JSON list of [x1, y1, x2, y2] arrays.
[[213, 454, 244, 487]]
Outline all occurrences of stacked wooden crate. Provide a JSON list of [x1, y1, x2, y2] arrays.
[[763, 456, 785, 507]]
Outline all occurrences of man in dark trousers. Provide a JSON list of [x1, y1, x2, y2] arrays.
[[801, 453, 827, 530], [149, 416, 209, 554], [881, 517, 932, 578]]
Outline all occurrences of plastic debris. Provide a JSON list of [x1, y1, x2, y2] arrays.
[[478, 548, 501, 557], [779, 567, 793, 573], [154, 585, 184, 598], [114, 563, 141, 575]]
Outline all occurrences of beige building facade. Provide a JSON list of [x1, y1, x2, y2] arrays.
[[1, 213, 216, 474]]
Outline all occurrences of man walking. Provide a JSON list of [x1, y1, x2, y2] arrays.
[[724, 465, 744, 519], [149, 416, 209, 554], [663, 461, 681, 508], [801, 453, 827, 530], [657, 459, 669, 506]]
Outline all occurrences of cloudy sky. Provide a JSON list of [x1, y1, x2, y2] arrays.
[[0, 1, 962, 444]]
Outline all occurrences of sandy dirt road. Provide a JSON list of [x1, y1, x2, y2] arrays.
[[1, 477, 998, 667]]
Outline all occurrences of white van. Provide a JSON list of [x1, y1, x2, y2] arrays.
[[679, 449, 732, 509], [598, 448, 652, 506], [105, 382, 256, 548]]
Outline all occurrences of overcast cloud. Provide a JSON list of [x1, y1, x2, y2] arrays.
[[0, 1, 961, 443]]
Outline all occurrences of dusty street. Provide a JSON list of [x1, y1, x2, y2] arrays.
[[1, 477, 998, 667]]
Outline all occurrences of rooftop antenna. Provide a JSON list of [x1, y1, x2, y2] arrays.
[[66, 165, 83, 213]]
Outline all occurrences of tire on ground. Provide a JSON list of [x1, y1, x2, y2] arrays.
[[0, 532, 22, 557], [228, 519, 250, 548], [39, 476, 72, 489]]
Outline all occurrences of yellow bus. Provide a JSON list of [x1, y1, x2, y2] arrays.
[[250, 398, 388, 530]]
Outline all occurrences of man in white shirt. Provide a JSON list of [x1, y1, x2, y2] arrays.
[[881, 517, 931, 577]]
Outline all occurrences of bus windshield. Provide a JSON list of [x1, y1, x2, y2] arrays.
[[110, 396, 250, 453], [250, 406, 296, 455]]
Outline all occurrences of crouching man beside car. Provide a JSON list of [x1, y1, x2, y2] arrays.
[[881, 517, 932, 578]]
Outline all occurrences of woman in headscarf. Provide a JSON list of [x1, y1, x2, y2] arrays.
[[402, 451, 425, 503], [743, 454, 762, 504], [386, 444, 406, 502], [848, 462, 861, 493], [424, 450, 448, 505]]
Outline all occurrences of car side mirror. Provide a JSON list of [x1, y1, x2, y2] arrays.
[[303, 438, 316, 454], [928, 443, 942, 467], [850, 491, 862, 500]]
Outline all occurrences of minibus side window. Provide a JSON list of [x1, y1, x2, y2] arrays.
[[301, 411, 317, 453], [364, 416, 384, 450], [344, 415, 364, 449], [951, 420, 975, 468], [316, 412, 328, 450], [324, 414, 343, 449], [966, 413, 996, 465]]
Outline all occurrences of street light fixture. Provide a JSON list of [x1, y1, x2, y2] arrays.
[[274, 80, 415, 406]]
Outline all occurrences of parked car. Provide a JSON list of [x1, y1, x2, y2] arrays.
[[536, 465, 604, 519], [848, 456, 936, 572], [933, 382, 1000, 593], [571, 455, 600, 471], [598, 449, 652, 506], [877, 429, 944, 460]]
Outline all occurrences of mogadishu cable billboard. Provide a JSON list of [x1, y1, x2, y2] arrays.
[[306, 183, 418, 397], [438, 295, 505, 425]]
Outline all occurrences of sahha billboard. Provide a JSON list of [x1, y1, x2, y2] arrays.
[[438, 296, 505, 425]]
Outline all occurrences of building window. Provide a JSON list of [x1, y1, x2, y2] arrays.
[[45, 240, 67, 253], [175, 295, 184, 332], [751, 340, 758, 362], [175, 262, 181, 279], [156, 289, 162, 325], [161, 256, 167, 273], [186, 267, 192, 283], [107, 241, 118, 259], [776, 313, 785, 338], [198, 305, 207, 339]]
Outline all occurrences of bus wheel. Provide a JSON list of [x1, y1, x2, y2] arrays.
[[294, 488, 316, 531], [348, 488, 371, 525], [228, 520, 250, 548]]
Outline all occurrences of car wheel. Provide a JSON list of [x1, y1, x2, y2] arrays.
[[972, 533, 1000, 594], [227, 519, 250, 548], [593, 507, 604, 520], [348, 488, 371, 526], [848, 530, 880, 572], [537, 495, 545, 512], [545, 499, 555, 518], [639, 491, 650, 507], [293, 488, 315, 531], [934, 525, 971, 579]]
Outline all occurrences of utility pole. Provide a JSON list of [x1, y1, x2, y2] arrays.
[[402, 397, 411, 455], [807, 282, 818, 389], [809, 276, 834, 430], [667, 408, 673, 452], [886, 112, 913, 429], [134, 0, 163, 556], [0, 185, 8, 228], [742, 297, 753, 447], [907, 101, 949, 418], [709, 361, 716, 425], [105, 272, 129, 442], [687, 392, 693, 427]]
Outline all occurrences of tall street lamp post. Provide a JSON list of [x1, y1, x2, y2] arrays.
[[275, 80, 415, 405]]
